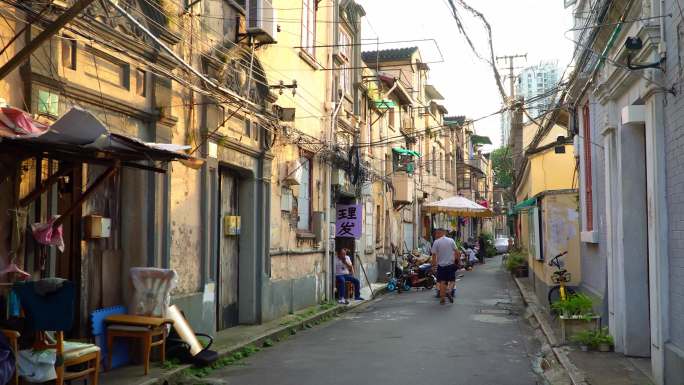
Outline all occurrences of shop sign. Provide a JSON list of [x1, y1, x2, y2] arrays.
[[335, 204, 362, 239]]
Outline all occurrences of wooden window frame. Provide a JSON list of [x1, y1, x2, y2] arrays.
[[296, 152, 313, 231], [300, 0, 317, 59], [582, 103, 593, 231]]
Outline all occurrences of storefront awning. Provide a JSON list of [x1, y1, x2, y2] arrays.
[[392, 147, 421, 157], [423, 195, 494, 217], [513, 197, 537, 213]]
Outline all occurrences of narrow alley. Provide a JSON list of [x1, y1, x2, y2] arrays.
[[201, 258, 542, 385], [3, 0, 684, 383]]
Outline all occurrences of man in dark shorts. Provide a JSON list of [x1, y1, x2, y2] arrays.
[[431, 228, 458, 304]]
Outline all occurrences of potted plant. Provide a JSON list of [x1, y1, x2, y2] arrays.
[[570, 329, 593, 352], [594, 328, 614, 352], [551, 293, 601, 343], [505, 252, 528, 277]]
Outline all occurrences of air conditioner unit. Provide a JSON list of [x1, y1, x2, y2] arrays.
[[282, 160, 302, 185], [247, 0, 278, 44], [331, 168, 346, 186]]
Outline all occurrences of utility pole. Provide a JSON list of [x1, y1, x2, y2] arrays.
[[496, 54, 527, 101], [496, 54, 526, 148]]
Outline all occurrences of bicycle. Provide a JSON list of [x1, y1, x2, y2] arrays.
[[547, 251, 576, 310]]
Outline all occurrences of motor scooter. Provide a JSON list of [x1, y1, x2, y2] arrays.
[[397, 255, 436, 292]]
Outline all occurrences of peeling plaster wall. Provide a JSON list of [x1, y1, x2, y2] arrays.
[[270, 253, 322, 281], [169, 163, 202, 295]]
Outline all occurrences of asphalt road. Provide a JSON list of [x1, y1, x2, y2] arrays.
[[208, 256, 542, 385]]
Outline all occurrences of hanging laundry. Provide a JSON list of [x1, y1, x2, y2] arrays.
[[30, 217, 64, 252], [0, 106, 48, 138]]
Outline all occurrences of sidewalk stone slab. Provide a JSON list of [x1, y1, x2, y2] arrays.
[[513, 276, 654, 385]]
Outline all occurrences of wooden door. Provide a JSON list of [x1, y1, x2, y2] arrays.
[[217, 171, 239, 330]]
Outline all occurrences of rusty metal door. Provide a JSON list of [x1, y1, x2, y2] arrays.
[[217, 170, 239, 329]]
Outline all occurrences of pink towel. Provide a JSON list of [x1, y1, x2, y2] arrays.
[[31, 218, 64, 252]]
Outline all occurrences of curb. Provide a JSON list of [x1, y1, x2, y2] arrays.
[[512, 276, 588, 385], [149, 287, 388, 385]]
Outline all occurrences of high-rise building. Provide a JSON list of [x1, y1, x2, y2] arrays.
[[516, 61, 559, 120], [499, 61, 558, 146]]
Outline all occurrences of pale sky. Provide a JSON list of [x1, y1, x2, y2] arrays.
[[356, 0, 574, 149]]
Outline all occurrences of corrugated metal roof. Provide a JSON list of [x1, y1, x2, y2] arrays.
[[362, 47, 418, 64]]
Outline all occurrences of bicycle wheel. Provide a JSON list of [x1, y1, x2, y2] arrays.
[[548, 286, 576, 310], [387, 280, 396, 292]]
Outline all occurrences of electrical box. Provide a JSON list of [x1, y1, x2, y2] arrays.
[[84, 215, 111, 239], [223, 215, 241, 236]]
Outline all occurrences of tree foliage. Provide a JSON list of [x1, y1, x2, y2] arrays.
[[491, 146, 513, 188]]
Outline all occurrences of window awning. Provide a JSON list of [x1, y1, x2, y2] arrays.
[[513, 197, 537, 213], [392, 147, 421, 157], [471, 134, 492, 145]]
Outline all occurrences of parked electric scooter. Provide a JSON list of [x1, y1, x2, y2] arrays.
[[397, 254, 436, 292]]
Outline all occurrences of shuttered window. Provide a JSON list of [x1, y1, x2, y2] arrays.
[[301, 0, 316, 57], [582, 104, 593, 231], [297, 157, 312, 230]]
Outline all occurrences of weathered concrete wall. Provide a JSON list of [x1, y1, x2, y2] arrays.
[[169, 154, 203, 295], [172, 290, 215, 337]]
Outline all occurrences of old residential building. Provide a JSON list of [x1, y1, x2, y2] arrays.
[[0, 1, 493, 378], [512, 116, 580, 307], [554, 0, 684, 382]]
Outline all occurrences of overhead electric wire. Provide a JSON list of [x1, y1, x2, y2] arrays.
[[131, 0, 333, 118]]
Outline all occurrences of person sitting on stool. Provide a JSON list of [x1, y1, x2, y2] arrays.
[[335, 248, 363, 304]]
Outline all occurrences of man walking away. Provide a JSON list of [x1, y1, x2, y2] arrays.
[[431, 228, 458, 305], [335, 249, 363, 304]]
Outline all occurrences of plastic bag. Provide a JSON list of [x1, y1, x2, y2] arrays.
[[17, 349, 56, 382], [129, 267, 177, 317]]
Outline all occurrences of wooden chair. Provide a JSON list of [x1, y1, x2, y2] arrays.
[[2, 329, 19, 385], [345, 281, 355, 300], [39, 331, 100, 385], [13, 280, 100, 385], [105, 268, 177, 375]]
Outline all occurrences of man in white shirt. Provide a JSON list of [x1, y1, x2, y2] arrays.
[[335, 249, 363, 304], [431, 228, 458, 305]]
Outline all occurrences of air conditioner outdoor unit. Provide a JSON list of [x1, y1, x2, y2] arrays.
[[282, 160, 302, 185], [247, 0, 278, 44], [331, 168, 346, 186]]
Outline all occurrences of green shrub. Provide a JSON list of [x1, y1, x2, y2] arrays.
[[505, 252, 527, 272], [570, 327, 613, 348], [551, 293, 594, 317], [570, 329, 594, 346], [594, 327, 614, 345]]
